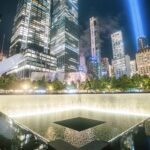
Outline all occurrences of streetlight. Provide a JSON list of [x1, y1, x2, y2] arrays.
[[48, 85, 53, 91], [107, 85, 111, 92], [140, 83, 143, 92], [22, 83, 30, 90]]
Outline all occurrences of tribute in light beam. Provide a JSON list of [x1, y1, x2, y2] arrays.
[[127, 0, 145, 47]]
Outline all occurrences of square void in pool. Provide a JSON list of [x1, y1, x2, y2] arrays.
[[54, 117, 105, 131]]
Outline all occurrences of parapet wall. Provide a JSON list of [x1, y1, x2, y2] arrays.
[[0, 94, 150, 117], [79, 94, 150, 115]]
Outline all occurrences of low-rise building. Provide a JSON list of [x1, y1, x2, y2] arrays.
[[136, 48, 150, 77], [108, 65, 114, 77], [130, 60, 137, 77], [112, 55, 131, 79]]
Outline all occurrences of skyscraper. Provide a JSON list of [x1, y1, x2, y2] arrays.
[[50, 0, 79, 73], [111, 31, 130, 78], [9, 0, 56, 78], [101, 57, 110, 77], [138, 37, 148, 50], [89, 17, 101, 78], [111, 31, 125, 60]]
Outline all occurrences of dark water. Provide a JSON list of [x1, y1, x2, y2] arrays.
[[15, 110, 146, 148]]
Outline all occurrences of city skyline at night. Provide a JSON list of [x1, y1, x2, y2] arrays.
[[0, 1, 150, 150], [0, 0, 150, 59], [0, 0, 150, 79]]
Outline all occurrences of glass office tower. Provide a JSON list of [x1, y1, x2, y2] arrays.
[[50, 0, 79, 72], [10, 0, 56, 78]]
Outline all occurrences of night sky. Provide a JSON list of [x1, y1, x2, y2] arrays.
[[0, 0, 150, 60]]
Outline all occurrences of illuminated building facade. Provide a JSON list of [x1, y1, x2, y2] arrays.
[[130, 60, 137, 77], [0, 54, 24, 76], [111, 31, 125, 60], [111, 31, 130, 78], [79, 53, 87, 73], [9, 0, 56, 78], [89, 17, 101, 78], [136, 48, 150, 77], [50, 0, 79, 72], [108, 65, 113, 77], [112, 55, 130, 78], [0, 52, 3, 62], [101, 57, 110, 77]]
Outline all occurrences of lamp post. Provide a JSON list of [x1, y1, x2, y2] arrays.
[[107, 85, 111, 93], [140, 83, 143, 92], [22, 83, 30, 94]]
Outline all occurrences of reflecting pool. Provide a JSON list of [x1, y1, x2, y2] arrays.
[[16, 110, 145, 148]]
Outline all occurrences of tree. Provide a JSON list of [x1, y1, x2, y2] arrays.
[[131, 74, 143, 89], [51, 80, 64, 91], [0, 75, 18, 90], [36, 79, 48, 89], [142, 75, 150, 90], [115, 75, 133, 91]]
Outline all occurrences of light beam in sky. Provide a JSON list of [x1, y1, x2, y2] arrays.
[[127, 0, 145, 48]]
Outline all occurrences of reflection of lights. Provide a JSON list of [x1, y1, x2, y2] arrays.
[[67, 81, 71, 86], [33, 86, 38, 90], [90, 56, 97, 62], [140, 84, 143, 88], [68, 89, 77, 94], [64, 128, 95, 147], [9, 105, 150, 118], [107, 85, 111, 90], [80, 106, 150, 118], [9, 106, 79, 118], [35, 89, 47, 94]]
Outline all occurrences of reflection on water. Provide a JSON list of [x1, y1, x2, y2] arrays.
[[15, 110, 146, 148]]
